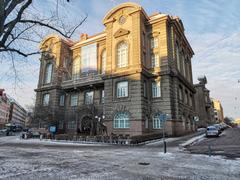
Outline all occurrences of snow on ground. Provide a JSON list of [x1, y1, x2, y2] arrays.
[[179, 134, 206, 147], [0, 135, 240, 180]]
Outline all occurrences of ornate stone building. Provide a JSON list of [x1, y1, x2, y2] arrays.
[[194, 76, 215, 127], [35, 3, 196, 136]]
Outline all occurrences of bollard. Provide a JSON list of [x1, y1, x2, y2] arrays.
[[208, 144, 212, 157], [164, 141, 167, 153]]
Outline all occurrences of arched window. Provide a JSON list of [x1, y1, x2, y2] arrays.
[[153, 113, 164, 129], [114, 112, 129, 128], [44, 63, 52, 84], [117, 42, 128, 68], [72, 58, 80, 80], [101, 49, 106, 74]]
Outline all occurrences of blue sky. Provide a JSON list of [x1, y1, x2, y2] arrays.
[[0, 0, 240, 118]]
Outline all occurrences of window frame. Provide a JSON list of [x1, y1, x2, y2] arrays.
[[84, 91, 94, 105], [152, 114, 163, 129], [116, 41, 128, 68], [44, 63, 53, 84], [150, 37, 159, 49], [42, 93, 50, 106], [152, 81, 161, 98], [70, 93, 78, 107], [59, 94, 65, 106], [116, 81, 129, 98], [151, 53, 159, 68], [113, 112, 130, 129]]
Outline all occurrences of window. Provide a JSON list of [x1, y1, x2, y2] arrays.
[[101, 49, 106, 74], [189, 94, 193, 107], [117, 42, 128, 68], [182, 57, 186, 77], [145, 117, 149, 129], [151, 54, 159, 68], [81, 43, 97, 74], [153, 113, 163, 129], [72, 58, 80, 80], [152, 81, 161, 98], [59, 94, 65, 106], [117, 81, 128, 98], [179, 86, 183, 101], [143, 81, 147, 97], [101, 90, 105, 104], [85, 91, 93, 105], [70, 94, 78, 106], [44, 63, 52, 84], [58, 121, 63, 129], [68, 121, 75, 129], [42, 94, 50, 106], [176, 43, 180, 71], [185, 90, 188, 104], [114, 112, 129, 128], [151, 37, 158, 49]]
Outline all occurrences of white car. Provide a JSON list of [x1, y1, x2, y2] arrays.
[[206, 126, 219, 137]]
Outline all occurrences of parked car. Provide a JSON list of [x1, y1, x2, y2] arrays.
[[0, 128, 11, 136], [206, 126, 219, 137], [213, 124, 222, 134]]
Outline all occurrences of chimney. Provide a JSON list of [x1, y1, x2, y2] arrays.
[[80, 33, 88, 41]]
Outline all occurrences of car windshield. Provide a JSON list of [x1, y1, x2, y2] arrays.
[[207, 127, 216, 131]]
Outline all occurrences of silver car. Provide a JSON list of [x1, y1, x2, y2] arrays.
[[206, 126, 219, 137]]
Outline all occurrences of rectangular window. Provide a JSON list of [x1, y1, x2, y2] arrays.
[[70, 94, 78, 106], [143, 81, 147, 97], [81, 43, 97, 74], [68, 121, 75, 129], [176, 44, 180, 71], [85, 91, 94, 105], [59, 94, 65, 106], [42, 94, 50, 106], [189, 94, 193, 107], [151, 54, 159, 68], [117, 81, 128, 98], [185, 90, 188, 104], [152, 81, 161, 98], [179, 86, 183, 101], [101, 90, 105, 104], [151, 37, 158, 49]]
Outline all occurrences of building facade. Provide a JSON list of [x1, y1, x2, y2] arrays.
[[8, 97, 27, 128], [194, 76, 215, 127], [0, 89, 11, 129], [35, 3, 196, 136], [212, 99, 224, 123]]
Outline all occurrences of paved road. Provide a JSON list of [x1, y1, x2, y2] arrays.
[[0, 132, 240, 180], [187, 127, 240, 158]]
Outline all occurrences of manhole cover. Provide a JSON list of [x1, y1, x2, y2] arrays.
[[138, 162, 150, 166]]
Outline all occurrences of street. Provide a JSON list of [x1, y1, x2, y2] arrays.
[[0, 131, 240, 180], [187, 127, 240, 158]]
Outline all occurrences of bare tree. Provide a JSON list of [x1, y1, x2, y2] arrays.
[[76, 104, 107, 136], [0, 0, 87, 57]]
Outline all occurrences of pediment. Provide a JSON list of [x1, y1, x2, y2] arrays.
[[114, 28, 130, 38]]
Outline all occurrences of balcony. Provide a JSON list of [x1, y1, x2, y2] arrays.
[[61, 73, 104, 89]]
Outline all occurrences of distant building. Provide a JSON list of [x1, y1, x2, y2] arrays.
[[8, 96, 27, 128], [234, 118, 240, 126], [194, 76, 215, 127], [0, 89, 11, 129], [212, 99, 224, 123]]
